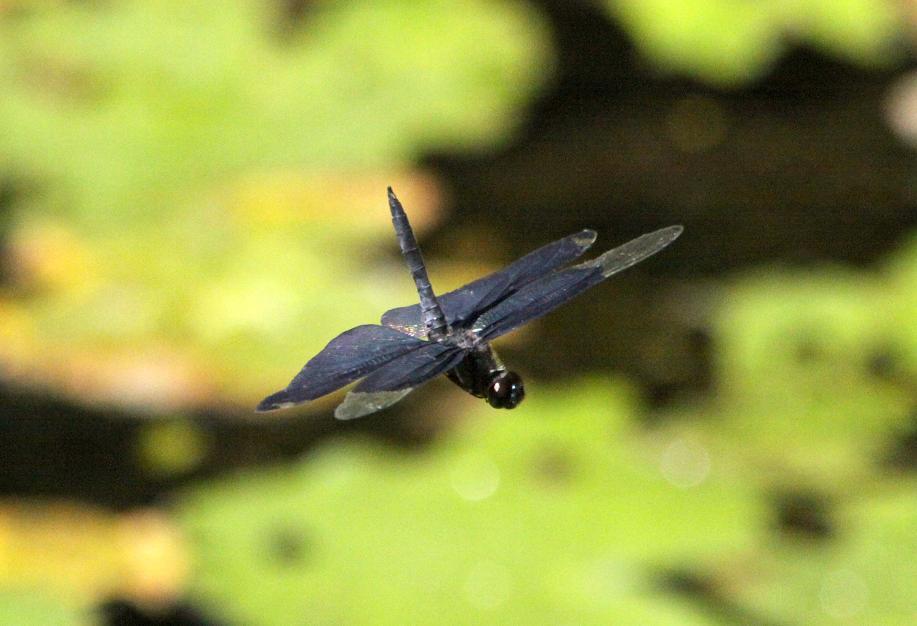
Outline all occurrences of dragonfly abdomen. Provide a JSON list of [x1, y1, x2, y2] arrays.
[[387, 187, 449, 340]]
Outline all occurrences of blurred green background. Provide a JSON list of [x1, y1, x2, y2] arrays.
[[1, 1, 915, 624]]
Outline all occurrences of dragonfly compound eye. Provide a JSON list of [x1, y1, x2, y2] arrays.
[[486, 371, 525, 409]]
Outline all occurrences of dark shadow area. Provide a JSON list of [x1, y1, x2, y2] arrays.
[[0, 383, 442, 509], [657, 568, 791, 626], [771, 489, 836, 541], [99, 599, 225, 626], [429, 1, 917, 273]]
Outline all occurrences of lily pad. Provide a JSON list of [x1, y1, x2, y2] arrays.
[[179, 379, 759, 625]]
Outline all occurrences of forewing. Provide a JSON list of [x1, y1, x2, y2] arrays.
[[471, 266, 601, 340], [381, 229, 597, 337], [256, 324, 425, 411], [588, 226, 683, 279], [473, 226, 683, 340], [334, 343, 466, 420]]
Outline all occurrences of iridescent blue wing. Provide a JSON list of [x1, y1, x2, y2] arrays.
[[473, 226, 683, 340], [256, 324, 425, 412], [381, 229, 597, 338], [334, 343, 466, 420]]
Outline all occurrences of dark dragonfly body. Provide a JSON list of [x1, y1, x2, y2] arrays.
[[445, 344, 524, 409], [387, 188, 449, 341], [257, 188, 682, 419]]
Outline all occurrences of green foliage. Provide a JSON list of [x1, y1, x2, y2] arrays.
[[0, 593, 86, 626], [642, 236, 917, 623], [178, 380, 759, 626], [0, 0, 550, 409], [732, 484, 917, 625], [176, 232, 917, 624], [707, 241, 916, 486], [707, 280, 903, 484], [0, 0, 550, 220], [608, 0, 905, 85]]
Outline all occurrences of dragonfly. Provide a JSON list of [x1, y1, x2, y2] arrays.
[[257, 188, 682, 419]]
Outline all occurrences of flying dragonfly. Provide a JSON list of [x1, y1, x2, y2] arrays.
[[257, 188, 682, 419]]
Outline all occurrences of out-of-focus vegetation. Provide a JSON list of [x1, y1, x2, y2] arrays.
[[608, 0, 904, 85], [175, 238, 917, 625], [0, 503, 186, 625], [1, 0, 915, 625], [0, 0, 549, 410], [179, 381, 760, 625]]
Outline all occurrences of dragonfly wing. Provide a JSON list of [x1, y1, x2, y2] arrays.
[[378, 305, 427, 339], [333, 388, 415, 420], [256, 324, 425, 412], [381, 229, 597, 337], [473, 226, 683, 340], [587, 225, 683, 279], [472, 266, 602, 340], [334, 343, 466, 420]]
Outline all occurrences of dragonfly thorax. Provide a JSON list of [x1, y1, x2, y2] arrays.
[[444, 342, 524, 409], [448, 327, 483, 350]]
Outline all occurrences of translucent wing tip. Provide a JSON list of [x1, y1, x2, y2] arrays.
[[334, 389, 413, 420], [255, 390, 300, 413], [592, 225, 684, 277], [665, 224, 684, 240], [574, 229, 598, 247]]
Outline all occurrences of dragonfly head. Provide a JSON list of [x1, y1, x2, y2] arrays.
[[486, 371, 525, 409]]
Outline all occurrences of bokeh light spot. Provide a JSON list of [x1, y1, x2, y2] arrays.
[[136, 418, 208, 477], [660, 438, 711, 489], [450, 454, 500, 502]]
